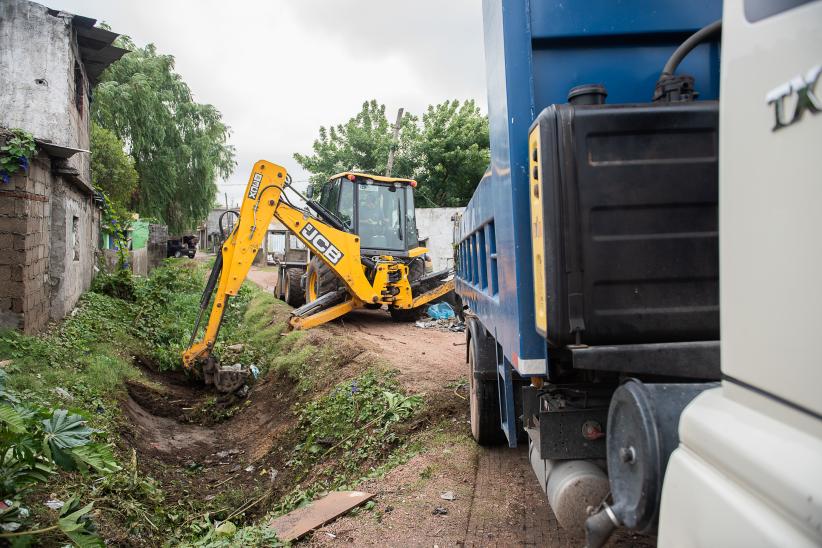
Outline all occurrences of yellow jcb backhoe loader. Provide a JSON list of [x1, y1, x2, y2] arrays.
[[182, 160, 454, 391]]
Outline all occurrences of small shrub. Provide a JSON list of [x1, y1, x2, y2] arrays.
[[92, 267, 136, 301]]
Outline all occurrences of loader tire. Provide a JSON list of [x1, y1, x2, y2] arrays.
[[468, 320, 505, 446], [305, 257, 340, 302], [284, 268, 305, 307]]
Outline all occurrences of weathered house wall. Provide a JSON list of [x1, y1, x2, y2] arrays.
[[0, 0, 124, 332], [0, 0, 91, 180], [49, 179, 99, 320]]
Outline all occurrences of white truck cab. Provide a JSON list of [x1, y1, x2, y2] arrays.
[[658, 0, 822, 545]]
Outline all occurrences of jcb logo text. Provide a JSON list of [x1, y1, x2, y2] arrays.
[[300, 223, 343, 265]]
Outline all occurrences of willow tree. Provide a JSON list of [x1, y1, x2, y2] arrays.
[[92, 38, 235, 233]]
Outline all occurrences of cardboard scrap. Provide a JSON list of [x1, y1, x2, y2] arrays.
[[268, 490, 374, 541]]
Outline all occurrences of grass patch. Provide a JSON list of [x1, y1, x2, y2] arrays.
[[1, 260, 432, 546]]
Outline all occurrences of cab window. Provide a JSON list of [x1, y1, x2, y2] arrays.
[[339, 179, 354, 229], [319, 178, 341, 212]]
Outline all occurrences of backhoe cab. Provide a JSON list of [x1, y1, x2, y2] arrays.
[[304, 172, 442, 314], [182, 161, 453, 392]]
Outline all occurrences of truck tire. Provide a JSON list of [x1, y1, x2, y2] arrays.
[[467, 319, 505, 446], [305, 257, 339, 302], [284, 268, 305, 307]]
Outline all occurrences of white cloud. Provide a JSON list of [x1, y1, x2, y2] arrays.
[[42, 0, 486, 207]]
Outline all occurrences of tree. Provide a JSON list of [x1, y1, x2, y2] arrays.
[[92, 38, 235, 233], [294, 99, 488, 206], [412, 100, 489, 207], [294, 100, 419, 197], [90, 122, 138, 207]]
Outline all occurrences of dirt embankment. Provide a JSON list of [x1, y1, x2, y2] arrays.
[[117, 264, 651, 547]]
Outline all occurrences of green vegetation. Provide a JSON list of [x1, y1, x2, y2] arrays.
[[90, 122, 139, 208], [294, 98, 489, 206], [93, 38, 236, 233], [0, 127, 36, 185], [0, 261, 427, 546], [0, 368, 119, 546]]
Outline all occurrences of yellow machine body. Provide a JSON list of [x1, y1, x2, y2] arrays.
[[183, 160, 453, 387]]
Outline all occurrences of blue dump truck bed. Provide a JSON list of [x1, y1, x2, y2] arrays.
[[457, 0, 721, 383], [455, 0, 724, 536]]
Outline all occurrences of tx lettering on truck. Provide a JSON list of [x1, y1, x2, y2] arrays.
[[300, 223, 343, 265]]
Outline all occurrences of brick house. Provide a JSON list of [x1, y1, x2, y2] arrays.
[[0, 0, 126, 332]]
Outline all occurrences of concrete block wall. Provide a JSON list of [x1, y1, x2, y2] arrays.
[[102, 247, 147, 277], [0, 154, 53, 332], [0, 151, 100, 333], [416, 207, 464, 272], [147, 224, 168, 271]]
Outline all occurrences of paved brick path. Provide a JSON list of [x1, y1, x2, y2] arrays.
[[463, 446, 580, 547]]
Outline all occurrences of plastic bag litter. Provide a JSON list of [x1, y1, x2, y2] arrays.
[[427, 302, 455, 320]]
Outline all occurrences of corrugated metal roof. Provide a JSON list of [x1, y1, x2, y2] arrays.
[[69, 14, 129, 85]]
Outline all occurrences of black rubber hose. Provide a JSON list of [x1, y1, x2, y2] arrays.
[[188, 251, 223, 346], [661, 20, 721, 77]]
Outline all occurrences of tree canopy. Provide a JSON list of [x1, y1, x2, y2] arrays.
[[89, 121, 138, 207], [294, 100, 419, 196], [92, 38, 235, 233], [413, 100, 489, 207], [294, 99, 489, 207]]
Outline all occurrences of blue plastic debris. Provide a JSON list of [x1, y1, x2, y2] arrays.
[[249, 365, 260, 379], [427, 302, 455, 320]]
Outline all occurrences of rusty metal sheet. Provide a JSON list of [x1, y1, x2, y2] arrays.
[[268, 490, 374, 541]]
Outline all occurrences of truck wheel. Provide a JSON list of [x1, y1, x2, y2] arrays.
[[305, 257, 339, 302], [468, 323, 505, 446], [284, 268, 305, 307]]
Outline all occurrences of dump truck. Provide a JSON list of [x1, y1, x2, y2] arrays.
[[267, 225, 308, 308], [456, 0, 821, 545], [182, 170, 453, 391]]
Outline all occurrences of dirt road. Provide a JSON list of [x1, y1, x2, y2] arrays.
[[247, 266, 652, 547]]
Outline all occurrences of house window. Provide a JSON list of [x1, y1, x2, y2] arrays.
[[74, 62, 84, 116], [72, 216, 80, 261]]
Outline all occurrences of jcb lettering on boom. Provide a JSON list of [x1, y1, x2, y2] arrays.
[[301, 223, 343, 265], [247, 172, 263, 199]]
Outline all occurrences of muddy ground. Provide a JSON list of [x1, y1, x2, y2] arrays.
[[243, 265, 653, 547]]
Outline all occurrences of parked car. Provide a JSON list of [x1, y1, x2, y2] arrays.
[[167, 235, 197, 259]]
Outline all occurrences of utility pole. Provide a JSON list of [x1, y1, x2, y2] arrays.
[[385, 107, 404, 177], [224, 192, 229, 211]]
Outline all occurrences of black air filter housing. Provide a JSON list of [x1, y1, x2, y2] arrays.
[[529, 100, 719, 348]]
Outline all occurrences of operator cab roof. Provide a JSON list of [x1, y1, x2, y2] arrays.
[[330, 172, 418, 186]]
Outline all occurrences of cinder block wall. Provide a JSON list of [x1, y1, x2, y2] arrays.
[[147, 224, 168, 271], [0, 151, 100, 333], [0, 154, 53, 332]]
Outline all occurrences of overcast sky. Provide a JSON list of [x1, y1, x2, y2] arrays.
[[43, 0, 488, 206]]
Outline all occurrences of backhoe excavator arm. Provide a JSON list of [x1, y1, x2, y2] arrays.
[[182, 160, 380, 389]]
